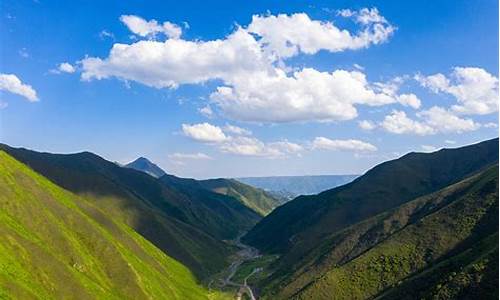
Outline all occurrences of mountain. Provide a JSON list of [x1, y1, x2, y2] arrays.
[[261, 165, 498, 299], [0, 144, 260, 279], [243, 138, 498, 255], [237, 175, 358, 199], [0, 150, 231, 299], [159, 175, 282, 216], [125, 157, 166, 178], [198, 178, 284, 216]]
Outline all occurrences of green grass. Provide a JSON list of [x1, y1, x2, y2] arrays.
[[0, 143, 260, 279], [0, 150, 232, 299]]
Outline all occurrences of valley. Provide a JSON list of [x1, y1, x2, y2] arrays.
[[0, 138, 498, 299]]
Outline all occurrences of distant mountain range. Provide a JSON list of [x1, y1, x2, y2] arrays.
[[236, 175, 358, 199], [125, 156, 282, 216]]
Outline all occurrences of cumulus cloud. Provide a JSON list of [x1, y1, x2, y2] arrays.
[[182, 123, 228, 143], [416, 67, 499, 115], [247, 9, 395, 59], [381, 110, 435, 135], [120, 15, 182, 39], [79, 10, 408, 123], [81, 28, 266, 88], [358, 120, 376, 130], [181, 123, 302, 158], [397, 93, 421, 109], [168, 152, 212, 160], [59, 62, 76, 73], [381, 107, 480, 135], [0, 73, 39, 102], [223, 124, 252, 135], [417, 106, 480, 133], [311, 137, 377, 152], [211, 68, 401, 122]]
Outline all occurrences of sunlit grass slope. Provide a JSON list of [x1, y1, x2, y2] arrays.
[[0, 151, 230, 300]]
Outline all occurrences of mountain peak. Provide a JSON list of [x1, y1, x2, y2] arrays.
[[125, 157, 166, 178]]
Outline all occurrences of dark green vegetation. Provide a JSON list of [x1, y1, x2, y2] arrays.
[[160, 174, 282, 216], [0, 144, 260, 279], [242, 138, 499, 299], [263, 165, 498, 299], [0, 151, 231, 299], [125, 156, 166, 178], [237, 175, 358, 199]]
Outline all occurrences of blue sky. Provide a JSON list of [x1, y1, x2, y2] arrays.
[[1, 0, 498, 178]]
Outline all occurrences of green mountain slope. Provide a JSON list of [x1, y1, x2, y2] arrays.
[[198, 178, 283, 216], [0, 144, 259, 279], [243, 138, 499, 262], [160, 174, 282, 216], [0, 151, 230, 300], [263, 165, 498, 300], [125, 157, 166, 178]]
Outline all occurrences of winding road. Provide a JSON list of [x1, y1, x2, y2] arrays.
[[219, 233, 261, 300]]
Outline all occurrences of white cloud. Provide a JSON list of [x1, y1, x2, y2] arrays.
[[80, 10, 406, 123], [445, 140, 456, 145], [220, 136, 279, 157], [81, 28, 267, 88], [417, 106, 480, 133], [311, 137, 377, 152], [416, 67, 499, 115], [59, 62, 76, 73], [223, 124, 252, 135], [120, 15, 182, 39], [380, 110, 435, 135], [397, 93, 421, 109], [247, 9, 395, 59], [0, 73, 38, 102], [211, 68, 401, 123], [168, 152, 212, 160], [268, 140, 304, 154], [381, 107, 480, 135], [179, 123, 303, 158], [219, 137, 303, 158], [358, 120, 376, 130], [199, 105, 214, 118], [182, 123, 228, 143]]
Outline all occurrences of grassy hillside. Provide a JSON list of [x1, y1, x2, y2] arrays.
[[259, 165, 498, 300], [243, 138, 499, 262], [0, 151, 231, 300], [198, 178, 282, 216], [0, 144, 260, 279]]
